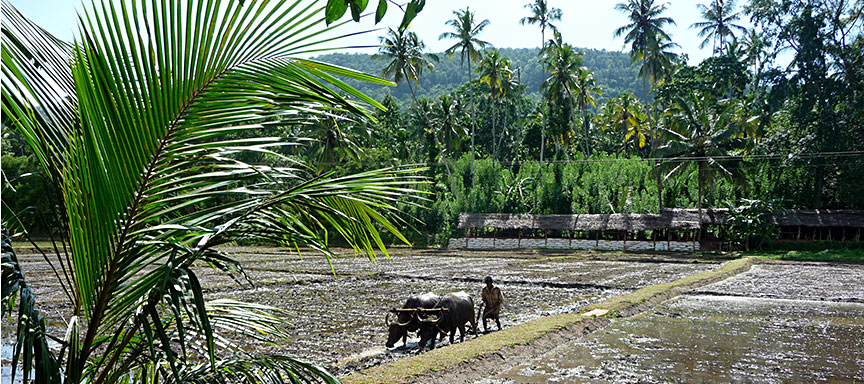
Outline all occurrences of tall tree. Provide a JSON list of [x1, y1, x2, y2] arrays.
[[1, 1, 422, 383], [573, 66, 603, 156], [477, 49, 515, 160], [375, 27, 439, 104], [654, 93, 748, 218], [747, 0, 864, 208], [542, 31, 583, 157], [430, 95, 468, 193], [440, 7, 492, 184], [614, 0, 677, 107], [521, 0, 563, 165], [431, 95, 468, 158], [691, 0, 748, 54], [596, 92, 648, 154], [740, 28, 768, 78], [614, 0, 677, 210]]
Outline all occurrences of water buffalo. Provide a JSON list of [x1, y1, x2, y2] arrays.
[[385, 292, 441, 348], [417, 291, 478, 350]]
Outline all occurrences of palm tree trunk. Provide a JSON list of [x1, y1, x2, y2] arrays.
[[406, 78, 419, 105], [445, 128, 451, 158], [643, 56, 664, 212], [496, 103, 508, 160], [469, 58, 476, 187], [698, 161, 705, 243], [581, 105, 590, 156], [570, 97, 576, 158], [540, 29, 546, 166], [539, 28, 546, 210], [492, 98, 497, 160], [698, 161, 704, 221], [642, 57, 648, 108]]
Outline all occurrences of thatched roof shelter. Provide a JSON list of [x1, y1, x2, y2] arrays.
[[458, 209, 864, 231], [458, 209, 723, 231], [772, 210, 864, 228]]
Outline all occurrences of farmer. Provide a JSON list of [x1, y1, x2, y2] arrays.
[[479, 275, 503, 332]]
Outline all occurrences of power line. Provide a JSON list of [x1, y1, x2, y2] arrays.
[[309, 151, 864, 167]]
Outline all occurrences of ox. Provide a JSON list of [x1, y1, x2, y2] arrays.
[[385, 292, 441, 348], [417, 291, 478, 350]]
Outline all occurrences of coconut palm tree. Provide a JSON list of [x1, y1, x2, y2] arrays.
[[573, 67, 603, 156], [614, 0, 677, 107], [641, 38, 680, 90], [596, 93, 647, 155], [477, 49, 515, 160], [431, 95, 468, 158], [0, 1, 422, 383], [614, 0, 676, 210], [429, 95, 468, 193], [741, 28, 767, 77], [520, 0, 562, 165], [654, 93, 748, 218], [440, 7, 492, 184], [542, 31, 583, 156], [305, 114, 365, 169], [375, 27, 439, 104], [691, 0, 748, 54]]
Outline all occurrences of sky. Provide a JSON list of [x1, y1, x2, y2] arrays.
[[8, 0, 754, 65]]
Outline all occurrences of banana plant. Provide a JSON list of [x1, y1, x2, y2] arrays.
[[1, 0, 424, 382]]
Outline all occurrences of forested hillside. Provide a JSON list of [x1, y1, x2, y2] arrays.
[[314, 47, 641, 105]]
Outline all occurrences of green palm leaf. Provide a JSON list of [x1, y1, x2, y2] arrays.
[[1, 0, 425, 382]]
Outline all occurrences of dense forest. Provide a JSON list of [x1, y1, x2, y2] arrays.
[[314, 48, 642, 106], [3, 0, 863, 248]]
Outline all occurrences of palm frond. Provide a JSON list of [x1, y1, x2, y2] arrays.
[[2, 0, 426, 382]]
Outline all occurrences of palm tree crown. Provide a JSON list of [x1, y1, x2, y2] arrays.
[[614, 0, 678, 108], [477, 49, 516, 159], [477, 49, 514, 98], [573, 66, 603, 155], [375, 28, 438, 102], [691, 0, 748, 54], [654, 93, 748, 212], [596, 92, 648, 153], [542, 31, 584, 149], [614, 0, 677, 63], [1, 1, 422, 383], [520, 0, 563, 38], [439, 6, 492, 185], [439, 7, 492, 68], [542, 32, 582, 107]]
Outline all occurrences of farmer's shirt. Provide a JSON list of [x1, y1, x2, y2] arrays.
[[481, 286, 503, 316]]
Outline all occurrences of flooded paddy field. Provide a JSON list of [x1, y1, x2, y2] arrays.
[[2, 247, 717, 375], [481, 262, 864, 384]]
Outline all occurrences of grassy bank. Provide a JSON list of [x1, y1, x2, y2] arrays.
[[752, 249, 863, 262]]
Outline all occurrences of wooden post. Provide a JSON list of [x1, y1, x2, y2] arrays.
[[624, 231, 628, 251], [652, 229, 656, 249], [692, 230, 697, 252]]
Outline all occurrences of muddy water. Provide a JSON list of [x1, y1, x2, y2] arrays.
[[483, 263, 864, 384], [202, 250, 715, 373], [2, 248, 717, 377], [695, 262, 864, 302]]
